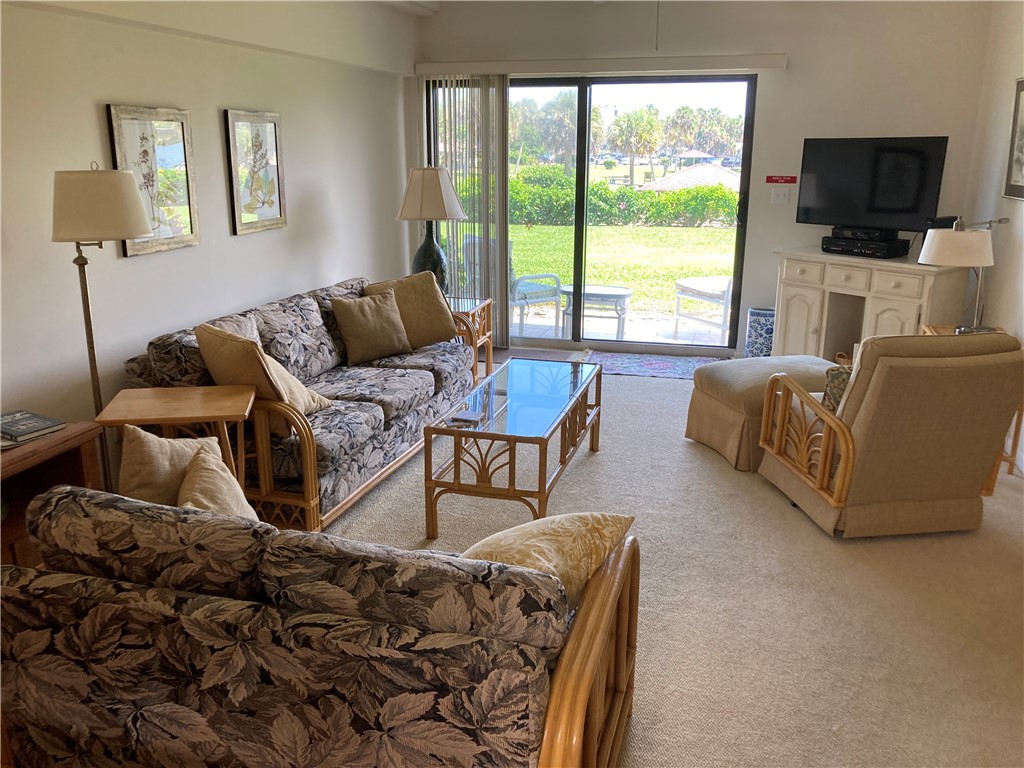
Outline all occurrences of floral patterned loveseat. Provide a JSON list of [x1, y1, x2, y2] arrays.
[[123, 277, 476, 532], [1, 486, 640, 768]]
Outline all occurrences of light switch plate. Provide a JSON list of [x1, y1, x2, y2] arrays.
[[770, 187, 791, 205]]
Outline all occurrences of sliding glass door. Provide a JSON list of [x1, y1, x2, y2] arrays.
[[508, 76, 756, 349]]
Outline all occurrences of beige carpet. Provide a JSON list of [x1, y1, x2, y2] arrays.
[[325, 374, 1024, 767]]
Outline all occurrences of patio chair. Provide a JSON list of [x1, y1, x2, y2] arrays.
[[511, 269, 562, 335], [460, 234, 562, 335], [674, 275, 731, 344], [758, 333, 1023, 538]]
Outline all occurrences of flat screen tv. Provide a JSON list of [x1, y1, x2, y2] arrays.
[[796, 136, 948, 234]]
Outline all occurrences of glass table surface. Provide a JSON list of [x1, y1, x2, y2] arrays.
[[442, 357, 600, 438]]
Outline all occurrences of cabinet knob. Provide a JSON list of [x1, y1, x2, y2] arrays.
[[891, 281, 901, 289], [797, 268, 806, 275], [842, 273, 851, 282], [810, 328, 819, 335]]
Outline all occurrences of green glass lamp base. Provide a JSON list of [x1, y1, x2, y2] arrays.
[[411, 222, 447, 293]]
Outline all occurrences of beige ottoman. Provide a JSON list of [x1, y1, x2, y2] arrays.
[[685, 355, 833, 471]]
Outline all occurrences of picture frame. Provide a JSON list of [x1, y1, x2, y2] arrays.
[[107, 104, 200, 257], [1004, 78, 1024, 200], [225, 110, 286, 234]]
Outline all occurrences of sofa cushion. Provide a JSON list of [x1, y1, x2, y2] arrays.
[[462, 512, 634, 609], [260, 529, 569, 656], [259, 399, 385, 482], [147, 328, 214, 388], [253, 294, 341, 381], [1, 563, 551, 768], [307, 278, 369, 365], [367, 340, 476, 394], [27, 485, 277, 601], [306, 365, 434, 421], [146, 314, 260, 389], [195, 323, 331, 435], [118, 424, 222, 506], [177, 447, 258, 521], [330, 290, 412, 365], [364, 271, 458, 350]]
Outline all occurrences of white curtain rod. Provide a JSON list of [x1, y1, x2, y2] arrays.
[[415, 52, 786, 77]]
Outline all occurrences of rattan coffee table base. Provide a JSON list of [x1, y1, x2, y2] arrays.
[[423, 361, 601, 539]]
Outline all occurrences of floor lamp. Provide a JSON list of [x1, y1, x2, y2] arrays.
[[52, 164, 152, 489], [918, 216, 1010, 334], [396, 167, 467, 292]]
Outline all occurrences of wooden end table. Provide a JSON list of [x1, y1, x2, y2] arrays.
[[450, 297, 493, 382], [96, 385, 256, 478], [0, 421, 104, 566]]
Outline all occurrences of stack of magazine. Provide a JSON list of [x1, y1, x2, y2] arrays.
[[1, 410, 66, 448]]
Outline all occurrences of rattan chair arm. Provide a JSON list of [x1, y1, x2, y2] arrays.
[[539, 535, 640, 768], [759, 373, 855, 507]]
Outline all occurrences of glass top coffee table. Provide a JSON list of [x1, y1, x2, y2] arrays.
[[423, 357, 602, 538]]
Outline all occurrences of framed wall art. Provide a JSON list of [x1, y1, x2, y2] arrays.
[[1004, 78, 1024, 200], [225, 109, 286, 234], [107, 104, 200, 256]]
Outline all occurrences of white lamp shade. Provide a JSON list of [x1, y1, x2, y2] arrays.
[[52, 169, 151, 242], [396, 167, 468, 221], [918, 228, 994, 268]]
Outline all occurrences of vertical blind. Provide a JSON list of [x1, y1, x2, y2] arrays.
[[425, 74, 511, 346]]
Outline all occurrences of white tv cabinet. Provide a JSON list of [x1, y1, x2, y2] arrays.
[[771, 246, 968, 360]]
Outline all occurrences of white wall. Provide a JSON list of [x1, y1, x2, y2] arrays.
[[964, 1, 1024, 341], [417, 1, 1017, 343], [1, 2, 417, 423]]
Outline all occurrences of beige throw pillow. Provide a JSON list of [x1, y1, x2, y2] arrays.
[[462, 512, 634, 608], [118, 424, 221, 506], [195, 323, 331, 435], [177, 447, 258, 521], [364, 271, 458, 350], [331, 290, 413, 365]]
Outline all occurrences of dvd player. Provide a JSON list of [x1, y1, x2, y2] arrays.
[[821, 236, 910, 259]]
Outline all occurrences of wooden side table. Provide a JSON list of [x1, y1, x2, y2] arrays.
[[920, 324, 1022, 484], [0, 421, 104, 566], [450, 297, 494, 381], [96, 385, 256, 478]]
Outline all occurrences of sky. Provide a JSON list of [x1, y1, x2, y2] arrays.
[[510, 81, 749, 123]]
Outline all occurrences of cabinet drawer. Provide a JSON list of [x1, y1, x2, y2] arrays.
[[783, 259, 824, 285], [825, 264, 871, 291], [874, 271, 923, 299]]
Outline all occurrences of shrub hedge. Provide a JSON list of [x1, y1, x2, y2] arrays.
[[506, 166, 738, 228]]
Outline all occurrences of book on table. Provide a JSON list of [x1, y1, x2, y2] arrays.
[[0, 410, 66, 443]]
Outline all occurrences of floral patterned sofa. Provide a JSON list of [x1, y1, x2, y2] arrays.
[[1, 486, 640, 768], [123, 277, 476, 532]]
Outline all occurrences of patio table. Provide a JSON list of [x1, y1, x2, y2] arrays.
[[560, 284, 633, 340]]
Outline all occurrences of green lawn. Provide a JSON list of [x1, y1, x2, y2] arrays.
[[509, 224, 735, 314]]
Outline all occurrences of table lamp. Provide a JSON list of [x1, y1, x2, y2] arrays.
[[53, 163, 152, 488], [396, 167, 467, 292], [918, 216, 1009, 334]]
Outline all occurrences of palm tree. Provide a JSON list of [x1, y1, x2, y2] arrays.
[[540, 90, 577, 176], [509, 98, 542, 175], [664, 105, 697, 168], [608, 106, 662, 186]]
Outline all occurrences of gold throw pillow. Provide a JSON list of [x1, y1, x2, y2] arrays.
[[118, 424, 221, 506], [194, 323, 331, 435], [364, 271, 458, 350], [331, 289, 413, 365], [462, 512, 634, 608], [177, 447, 258, 521]]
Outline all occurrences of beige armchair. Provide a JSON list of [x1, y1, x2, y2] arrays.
[[758, 333, 1023, 538]]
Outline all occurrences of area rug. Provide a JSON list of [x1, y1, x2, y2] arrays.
[[583, 350, 719, 378]]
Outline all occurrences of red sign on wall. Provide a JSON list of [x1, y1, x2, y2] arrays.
[[766, 175, 798, 184]]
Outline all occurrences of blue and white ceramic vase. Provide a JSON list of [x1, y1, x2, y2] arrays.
[[744, 307, 775, 357]]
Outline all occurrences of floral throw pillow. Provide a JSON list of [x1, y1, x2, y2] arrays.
[[822, 365, 853, 413]]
